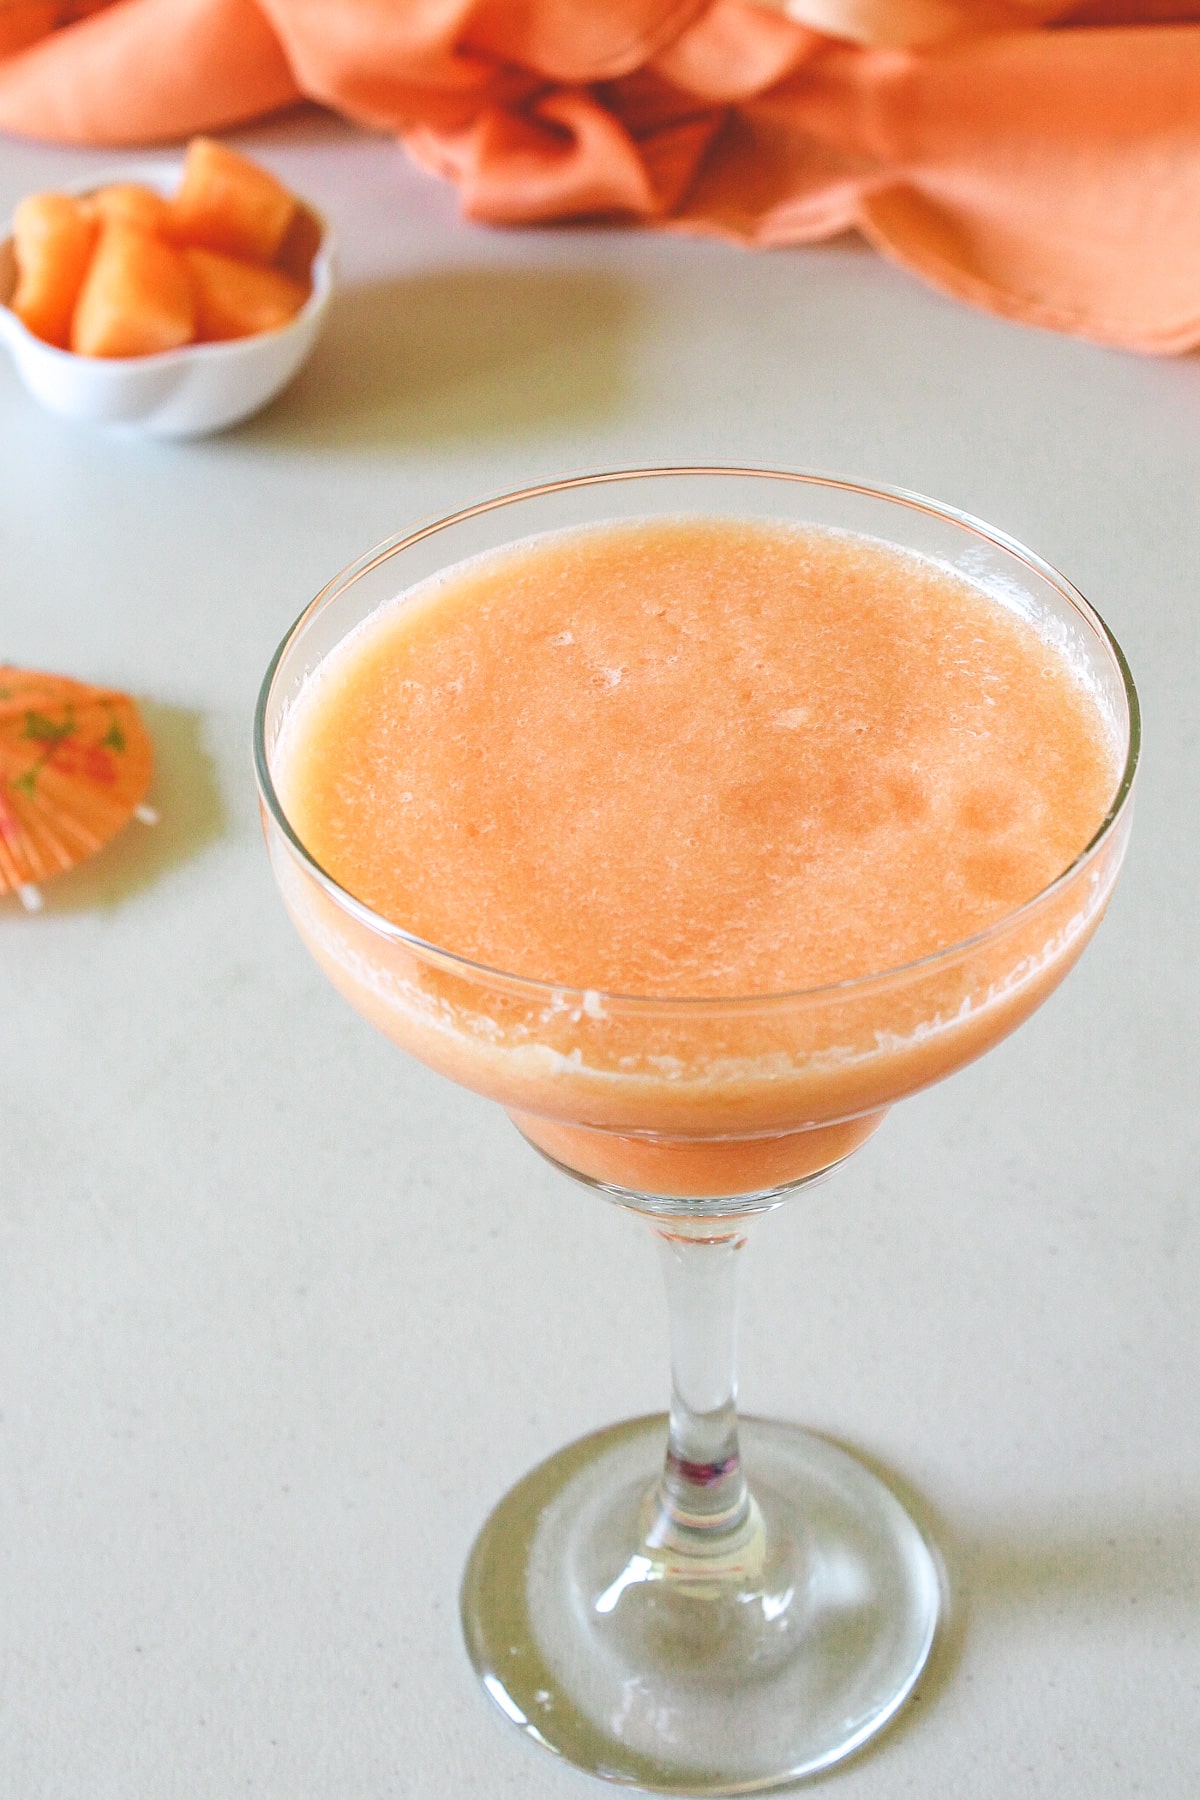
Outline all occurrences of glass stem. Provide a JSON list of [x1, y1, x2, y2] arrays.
[[646, 1221, 757, 1564]]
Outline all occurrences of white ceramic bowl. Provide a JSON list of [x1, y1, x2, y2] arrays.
[[0, 159, 334, 437]]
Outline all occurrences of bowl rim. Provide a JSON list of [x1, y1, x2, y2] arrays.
[[0, 155, 334, 368]]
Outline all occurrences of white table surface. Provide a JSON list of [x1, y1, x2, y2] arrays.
[[2, 106, 1197, 1800]]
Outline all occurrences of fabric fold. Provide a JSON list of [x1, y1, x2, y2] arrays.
[[0, 0, 301, 143], [2, 0, 1200, 351]]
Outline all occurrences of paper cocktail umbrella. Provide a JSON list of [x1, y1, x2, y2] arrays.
[[0, 665, 155, 910]]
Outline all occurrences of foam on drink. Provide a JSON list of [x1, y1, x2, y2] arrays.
[[278, 519, 1118, 997]]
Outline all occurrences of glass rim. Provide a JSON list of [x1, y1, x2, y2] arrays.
[[253, 463, 1141, 1012]]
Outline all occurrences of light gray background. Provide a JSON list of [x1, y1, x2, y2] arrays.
[[1, 108, 1196, 1798]]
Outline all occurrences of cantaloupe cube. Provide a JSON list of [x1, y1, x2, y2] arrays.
[[82, 183, 171, 236], [71, 223, 195, 358], [169, 138, 296, 264], [273, 202, 323, 284], [11, 191, 98, 348], [0, 1, 56, 60], [184, 247, 307, 341]]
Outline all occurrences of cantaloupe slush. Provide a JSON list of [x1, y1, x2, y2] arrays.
[[270, 516, 1126, 1201]]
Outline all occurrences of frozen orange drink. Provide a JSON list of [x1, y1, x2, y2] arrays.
[[257, 472, 1139, 1791], [269, 514, 1125, 1198]]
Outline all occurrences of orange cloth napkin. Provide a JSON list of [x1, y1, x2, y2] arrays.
[[3, 0, 1200, 351]]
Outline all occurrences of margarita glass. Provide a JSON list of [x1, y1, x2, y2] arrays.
[[254, 469, 1138, 1793]]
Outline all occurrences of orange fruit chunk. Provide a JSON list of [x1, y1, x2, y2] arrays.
[[169, 138, 296, 264], [82, 183, 171, 236], [184, 246, 307, 341], [8, 143, 313, 362], [0, 2, 56, 60], [11, 192, 97, 348], [274, 203, 324, 284], [71, 223, 195, 358]]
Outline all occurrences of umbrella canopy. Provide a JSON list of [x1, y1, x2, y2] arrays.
[[0, 665, 154, 909]]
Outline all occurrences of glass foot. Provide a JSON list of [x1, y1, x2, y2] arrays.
[[461, 1414, 941, 1793]]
